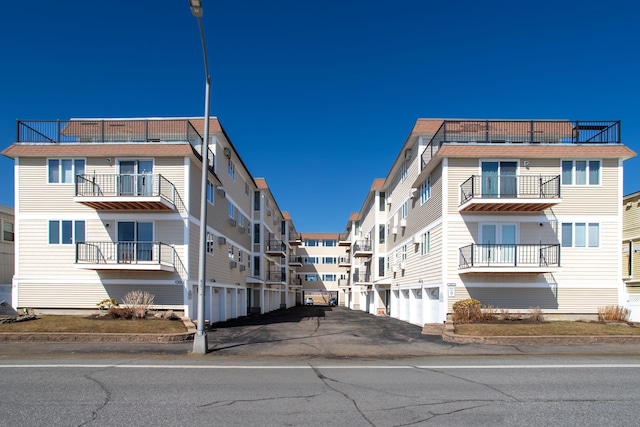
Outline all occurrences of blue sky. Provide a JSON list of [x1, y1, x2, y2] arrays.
[[1, 0, 638, 232]]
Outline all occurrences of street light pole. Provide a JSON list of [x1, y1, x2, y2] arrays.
[[190, 0, 210, 354]]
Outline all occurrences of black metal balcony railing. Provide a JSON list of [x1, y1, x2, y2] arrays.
[[353, 240, 372, 252], [338, 232, 350, 241], [16, 119, 214, 170], [289, 255, 304, 264], [460, 175, 560, 204], [76, 241, 176, 267], [339, 256, 351, 264], [76, 173, 178, 203], [458, 243, 560, 269], [267, 270, 285, 282], [266, 239, 286, 253], [422, 120, 620, 170], [352, 272, 372, 283]]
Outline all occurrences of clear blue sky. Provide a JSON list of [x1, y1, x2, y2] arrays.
[[1, 0, 638, 232]]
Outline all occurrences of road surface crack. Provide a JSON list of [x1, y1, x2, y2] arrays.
[[77, 369, 113, 427], [198, 393, 322, 408]]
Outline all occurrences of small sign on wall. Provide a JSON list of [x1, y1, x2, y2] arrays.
[[447, 283, 456, 297]]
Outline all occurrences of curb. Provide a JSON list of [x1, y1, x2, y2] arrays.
[[0, 317, 197, 343], [438, 321, 640, 345]]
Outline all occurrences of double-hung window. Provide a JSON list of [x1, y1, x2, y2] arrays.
[[227, 159, 235, 180], [401, 201, 408, 219], [421, 232, 430, 255], [206, 181, 215, 204], [49, 220, 85, 244], [562, 222, 599, 247], [561, 160, 601, 186], [420, 176, 431, 204], [48, 159, 85, 184]]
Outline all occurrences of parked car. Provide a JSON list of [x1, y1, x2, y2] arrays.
[[328, 297, 337, 306], [304, 297, 314, 305]]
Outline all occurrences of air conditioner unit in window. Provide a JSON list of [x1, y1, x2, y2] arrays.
[[410, 188, 418, 199], [392, 265, 398, 272], [391, 227, 398, 235], [399, 219, 407, 228], [223, 147, 231, 158], [217, 236, 227, 244], [413, 234, 421, 244], [239, 264, 246, 271], [229, 261, 237, 269], [217, 187, 226, 198], [399, 262, 405, 270], [229, 218, 236, 227], [239, 227, 245, 234]]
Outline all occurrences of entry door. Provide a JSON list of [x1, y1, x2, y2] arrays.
[[119, 160, 153, 196], [117, 221, 153, 262], [480, 223, 516, 264], [481, 161, 517, 198]]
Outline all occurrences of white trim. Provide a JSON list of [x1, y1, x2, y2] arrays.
[[441, 158, 449, 319]]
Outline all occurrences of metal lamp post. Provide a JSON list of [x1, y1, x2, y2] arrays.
[[190, 0, 210, 354]]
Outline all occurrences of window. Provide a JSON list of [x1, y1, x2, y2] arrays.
[[3, 220, 14, 242], [323, 239, 337, 247], [228, 244, 235, 260], [305, 274, 319, 282], [238, 215, 243, 228], [401, 201, 408, 219], [421, 232, 430, 256], [306, 239, 319, 247], [206, 181, 214, 204], [206, 232, 215, 255], [379, 192, 386, 211], [254, 191, 260, 211], [401, 161, 408, 181], [562, 222, 599, 247], [49, 220, 85, 244], [247, 221, 252, 235], [323, 257, 337, 264], [248, 255, 252, 271], [228, 202, 235, 219], [227, 159, 235, 180], [379, 225, 385, 244], [245, 181, 249, 196], [239, 250, 244, 263], [378, 256, 385, 276], [322, 274, 336, 282], [401, 244, 407, 261], [253, 256, 260, 276], [48, 159, 85, 184], [254, 223, 260, 244], [305, 256, 318, 264], [561, 160, 600, 186], [420, 176, 431, 204]]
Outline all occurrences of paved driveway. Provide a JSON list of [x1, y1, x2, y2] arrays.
[[208, 305, 464, 358]]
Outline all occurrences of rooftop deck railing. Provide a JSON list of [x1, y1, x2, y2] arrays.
[[76, 241, 176, 268], [422, 120, 620, 169], [76, 173, 178, 205], [17, 119, 214, 169], [460, 175, 561, 204], [458, 243, 560, 269]]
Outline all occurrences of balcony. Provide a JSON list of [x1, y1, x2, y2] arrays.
[[458, 243, 560, 274], [288, 233, 302, 246], [75, 174, 179, 211], [338, 255, 351, 267], [289, 255, 303, 266], [353, 240, 373, 257], [338, 278, 350, 288], [265, 239, 286, 257], [353, 272, 373, 284], [338, 233, 351, 246], [459, 175, 561, 212], [75, 241, 177, 271], [421, 120, 621, 170], [266, 270, 286, 284]]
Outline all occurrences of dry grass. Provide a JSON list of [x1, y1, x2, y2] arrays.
[[0, 315, 187, 334], [455, 321, 640, 336]]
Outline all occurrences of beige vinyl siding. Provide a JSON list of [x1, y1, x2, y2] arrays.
[[554, 158, 619, 216], [448, 286, 617, 314], [399, 224, 442, 285], [623, 203, 640, 240], [410, 164, 443, 233], [17, 282, 183, 309], [154, 157, 188, 214], [447, 158, 478, 213]]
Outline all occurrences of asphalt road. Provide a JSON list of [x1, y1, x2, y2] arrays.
[[2, 356, 640, 426]]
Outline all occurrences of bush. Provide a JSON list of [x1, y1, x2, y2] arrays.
[[452, 298, 482, 324], [122, 290, 155, 319], [107, 305, 134, 319], [598, 305, 629, 322], [96, 298, 119, 312], [527, 306, 545, 323]]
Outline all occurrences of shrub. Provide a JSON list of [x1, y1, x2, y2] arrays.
[[598, 305, 629, 322], [107, 305, 134, 319], [527, 306, 545, 323], [452, 298, 482, 324], [122, 290, 155, 319], [96, 298, 119, 312]]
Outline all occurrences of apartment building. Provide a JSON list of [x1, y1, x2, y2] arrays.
[[294, 233, 349, 305], [2, 117, 300, 323], [342, 119, 635, 325], [0, 205, 14, 304], [623, 191, 640, 321]]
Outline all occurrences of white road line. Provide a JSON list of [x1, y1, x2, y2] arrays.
[[1, 364, 640, 369]]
